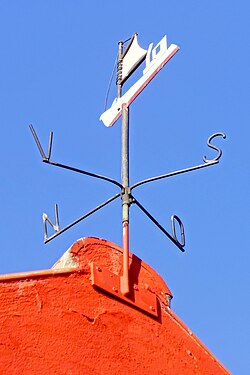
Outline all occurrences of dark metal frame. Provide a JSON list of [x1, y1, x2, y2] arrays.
[[29, 124, 225, 247]]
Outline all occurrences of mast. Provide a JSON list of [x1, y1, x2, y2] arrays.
[[117, 40, 130, 295]]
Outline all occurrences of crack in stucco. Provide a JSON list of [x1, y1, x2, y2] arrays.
[[68, 308, 107, 325]]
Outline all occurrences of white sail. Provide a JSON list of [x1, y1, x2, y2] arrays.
[[100, 38, 180, 127], [121, 34, 147, 83]]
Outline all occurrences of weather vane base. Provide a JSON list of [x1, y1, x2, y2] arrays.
[[91, 263, 158, 318]]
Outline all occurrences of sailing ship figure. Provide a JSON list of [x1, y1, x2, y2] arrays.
[[30, 33, 226, 297]]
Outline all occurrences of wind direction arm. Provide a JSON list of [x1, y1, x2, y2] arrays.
[[29, 125, 123, 189], [131, 160, 218, 191], [44, 193, 121, 243], [132, 197, 185, 252], [43, 159, 123, 189], [131, 132, 226, 191]]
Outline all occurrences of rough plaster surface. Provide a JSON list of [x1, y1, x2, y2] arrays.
[[0, 237, 230, 374]]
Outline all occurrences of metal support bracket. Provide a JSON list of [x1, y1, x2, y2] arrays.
[[91, 263, 158, 318]]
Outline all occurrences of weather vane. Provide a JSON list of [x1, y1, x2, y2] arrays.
[[30, 33, 226, 297]]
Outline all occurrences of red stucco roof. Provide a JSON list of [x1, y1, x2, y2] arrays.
[[0, 237, 230, 374]]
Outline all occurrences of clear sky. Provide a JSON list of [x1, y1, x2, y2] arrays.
[[0, 1, 249, 373]]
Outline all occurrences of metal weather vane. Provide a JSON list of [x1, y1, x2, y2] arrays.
[[30, 33, 226, 298]]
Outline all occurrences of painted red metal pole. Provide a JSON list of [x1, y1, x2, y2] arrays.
[[121, 220, 129, 295]]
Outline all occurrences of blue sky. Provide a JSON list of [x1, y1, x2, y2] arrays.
[[0, 1, 249, 373]]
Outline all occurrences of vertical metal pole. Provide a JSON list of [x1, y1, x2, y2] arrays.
[[121, 104, 130, 295], [117, 40, 130, 296]]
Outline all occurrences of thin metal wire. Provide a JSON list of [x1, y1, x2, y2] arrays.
[[104, 54, 118, 111], [123, 36, 133, 44], [103, 34, 134, 111]]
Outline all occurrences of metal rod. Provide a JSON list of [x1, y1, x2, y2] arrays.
[[44, 193, 120, 243], [47, 131, 53, 160], [120, 104, 130, 295], [43, 159, 123, 189], [120, 221, 129, 295], [133, 197, 185, 252], [117, 40, 130, 295], [121, 105, 130, 204], [29, 124, 47, 160], [29, 124, 122, 189], [131, 160, 218, 191]]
